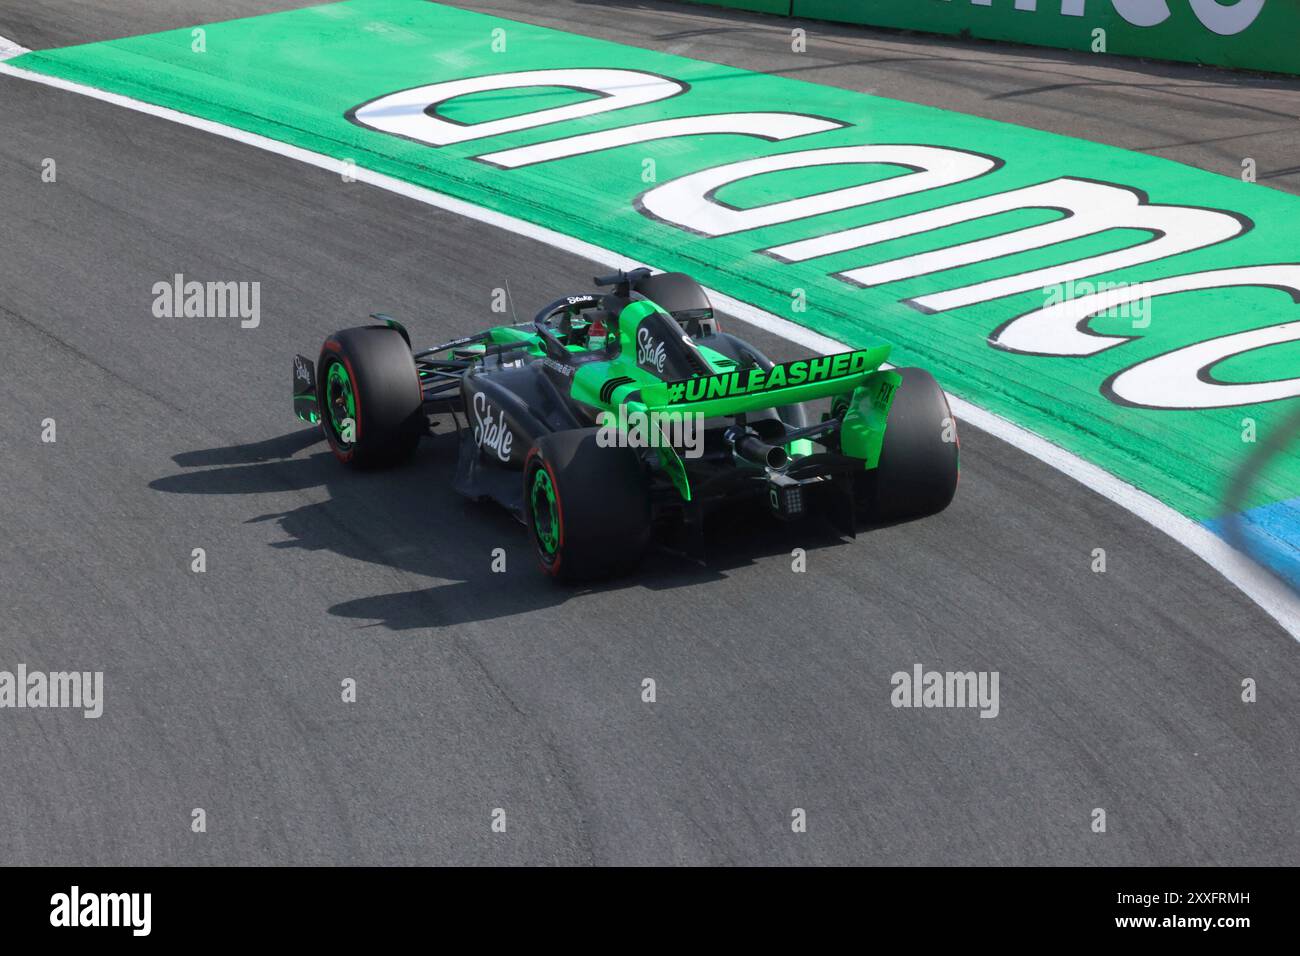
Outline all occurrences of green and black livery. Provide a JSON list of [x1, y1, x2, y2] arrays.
[[292, 269, 958, 580]]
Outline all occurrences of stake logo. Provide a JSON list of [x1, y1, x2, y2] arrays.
[[472, 391, 514, 462], [636, 325, 667, 374]]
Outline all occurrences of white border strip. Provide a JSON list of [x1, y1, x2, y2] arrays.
[[2, 58, 1296, 638], [0, 34, 29, 60]]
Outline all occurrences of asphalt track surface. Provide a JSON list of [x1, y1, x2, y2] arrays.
[[0, 1, 1296, 865]]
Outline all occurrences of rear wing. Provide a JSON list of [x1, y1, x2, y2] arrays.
[[638, 345, 890, 417]]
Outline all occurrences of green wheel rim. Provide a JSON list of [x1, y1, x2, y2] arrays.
[[531, 467, 560, 556], [325, 360, 356, 445]]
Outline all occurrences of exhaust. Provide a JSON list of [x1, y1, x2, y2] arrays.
[[726, 428, 789, 469]]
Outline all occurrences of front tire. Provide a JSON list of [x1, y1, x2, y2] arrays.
[[318, 326, 424, 468], [524, 429, 651, 581], [861, 367, 959, 522]]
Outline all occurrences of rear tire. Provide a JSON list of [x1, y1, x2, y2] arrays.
[[318, 326, 424, 468], [861, 367, 959, 522], [524, 429, 651, 581]]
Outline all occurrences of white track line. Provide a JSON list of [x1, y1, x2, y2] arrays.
[[1, 57, 1296, 639], [0, 34, 29, 60]]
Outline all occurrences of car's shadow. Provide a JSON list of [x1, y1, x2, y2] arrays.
[[151, 427, 864, 630]]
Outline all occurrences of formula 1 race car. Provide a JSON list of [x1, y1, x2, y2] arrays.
[[292, 269, 958, 580]]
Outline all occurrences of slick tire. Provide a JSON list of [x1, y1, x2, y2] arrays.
[[318, 326, 424, 468], [524, 428, 652, 581], [860, 367, 959, 522]]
